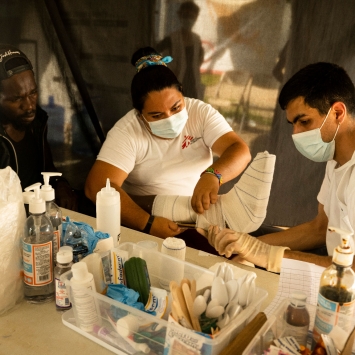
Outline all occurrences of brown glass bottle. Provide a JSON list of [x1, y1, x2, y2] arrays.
[[284, 292, 310, 346]]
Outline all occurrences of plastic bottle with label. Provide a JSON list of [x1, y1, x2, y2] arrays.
[[23, 183, 55, 303], [313, 227, 355, 345], [284, 291, 310, 346], [96, 178, 121, 247], [40, 172, 63, 261], [55, 246, 73, 311], [70, 262, 101, 332]]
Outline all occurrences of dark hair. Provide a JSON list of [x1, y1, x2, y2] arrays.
[[178, 1, 200, 18], [130, 47, 183, 112], [279, 62, 355, 116]]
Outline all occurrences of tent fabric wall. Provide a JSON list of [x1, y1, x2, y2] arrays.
[[1, 0, 355, 227]]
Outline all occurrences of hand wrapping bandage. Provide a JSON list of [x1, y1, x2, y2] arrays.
[[205, 226, 289, 273], [152, 151, 276, 234]]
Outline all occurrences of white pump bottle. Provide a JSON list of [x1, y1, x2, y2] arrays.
[[41, 172, 63, 258], [96, 178, 121, 247], [23, 183, 55, 303]]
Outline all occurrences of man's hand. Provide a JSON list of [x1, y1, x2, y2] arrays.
[[55, 181, 78, 211], [191, 173, 219, 214], [150, 216, 186, 239], [197, 225, 289, 272]]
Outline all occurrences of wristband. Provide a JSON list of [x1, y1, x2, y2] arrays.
[[201, 167, 223, 186], [143, 215, 155, 234]]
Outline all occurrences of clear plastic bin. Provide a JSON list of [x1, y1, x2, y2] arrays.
[[61, 242, 268, 355], [242, 298, 355, 355]]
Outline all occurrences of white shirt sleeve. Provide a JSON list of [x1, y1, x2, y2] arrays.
[[97, 111, 141, 174]]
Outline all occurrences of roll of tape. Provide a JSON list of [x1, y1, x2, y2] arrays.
[[161, 237, 186, 260]]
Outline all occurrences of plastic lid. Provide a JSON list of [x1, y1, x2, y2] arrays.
[[23, 190, 35, 204], [72, 262, 89, 280], [290, 291, 307, 307], [96, 178, 120, 206], [57, 247, 73, 263], [329, 226, 354, 266], [24, 183, 45, 214], [40, 172, 62, 201]]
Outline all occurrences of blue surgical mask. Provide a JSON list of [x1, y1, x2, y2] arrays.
[[143, 107, 188, 139], [292, 107, 340, 162]]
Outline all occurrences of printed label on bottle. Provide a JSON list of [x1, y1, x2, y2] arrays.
[[53, 229, 61, 255], [313, 292, 355, 342], [23, 241, 53, 286], [55, 278, 70, 308], [284, 323, 309, 346], [72, 285, 100, 331]]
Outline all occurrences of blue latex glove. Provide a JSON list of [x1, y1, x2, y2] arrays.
[[107, 284, 145, 311], [62, 217, 109, 253]]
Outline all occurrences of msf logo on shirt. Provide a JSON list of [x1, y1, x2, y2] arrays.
[[182, 135, 202, 149]]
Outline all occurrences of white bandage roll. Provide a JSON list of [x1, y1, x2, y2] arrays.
[[159, 237, 186, 289]]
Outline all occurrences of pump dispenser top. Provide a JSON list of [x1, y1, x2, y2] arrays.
[[328, 226, 354, 266], [25, 183, 45, 214], [41, 172, 62, 201]]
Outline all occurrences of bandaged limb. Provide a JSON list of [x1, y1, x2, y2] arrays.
[[200, 226, 289, 273], [152, 151, 276, 234]]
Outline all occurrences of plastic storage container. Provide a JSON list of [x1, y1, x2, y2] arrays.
[[61, 242, 268, 355], [242, 298, 355, 355]]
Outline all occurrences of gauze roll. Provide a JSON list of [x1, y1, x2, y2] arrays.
[[159, 237, 186, 289]]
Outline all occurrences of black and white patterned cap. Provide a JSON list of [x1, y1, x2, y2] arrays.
[[0, 44, 33, 81]]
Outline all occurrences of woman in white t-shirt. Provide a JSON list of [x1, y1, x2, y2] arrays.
[[85, 47, 251, 242]]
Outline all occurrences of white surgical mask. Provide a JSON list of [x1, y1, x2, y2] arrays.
[[292, 107, 340, 162], [143, 107, 188, 139]]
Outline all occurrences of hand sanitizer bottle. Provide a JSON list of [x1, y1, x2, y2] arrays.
[[23, 183, 55, 303], [313, 227, 355, 346], [41, 172, 63, 260], [96, 178, 121, 247]]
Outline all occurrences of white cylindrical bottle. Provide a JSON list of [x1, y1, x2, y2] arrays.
[[96, 178, 121, 247], [70, 262, 101, 332], [23, 183, 55, 303], [55, 246, 73, 311], [40, 172, 63, 261]]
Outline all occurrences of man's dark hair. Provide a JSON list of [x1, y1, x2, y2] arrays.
[[279, 62, 355, 116], [130, 47, 183, 112]]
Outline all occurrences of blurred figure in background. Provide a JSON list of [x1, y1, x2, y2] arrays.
[[157, 1, 204, 100]]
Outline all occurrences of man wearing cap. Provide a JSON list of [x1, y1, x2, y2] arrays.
[[0, 44, 77, 209]]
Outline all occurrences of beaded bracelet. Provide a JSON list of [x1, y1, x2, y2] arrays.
[[201, 167, 223, 186]]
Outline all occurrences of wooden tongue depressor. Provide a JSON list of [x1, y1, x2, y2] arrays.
[[182, 283, 201, 332], [170, 281, 193, 329], [190, 279, 196, 301]]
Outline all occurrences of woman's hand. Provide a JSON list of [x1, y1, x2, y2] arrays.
[[191, 173, 219, 214], [150, 216, 186, 239]]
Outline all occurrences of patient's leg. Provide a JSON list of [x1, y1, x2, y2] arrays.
[[152, 151, 276, 234]]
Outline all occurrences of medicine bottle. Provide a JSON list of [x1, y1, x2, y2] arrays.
[[313, 227, 355, 346], [284, 291, 310, 346], [54, 246, 73, 311], [23, 183, 54, 303], [96, 178, 121, 247]]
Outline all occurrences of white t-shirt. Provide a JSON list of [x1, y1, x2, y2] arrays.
[[97, 97, 232, 196], [317, 151, 355, 255]]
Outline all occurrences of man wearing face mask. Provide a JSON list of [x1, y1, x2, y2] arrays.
[[85, 47, 251, 249], [197, 62, 355, 272], [156, 1, 204, 100]]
